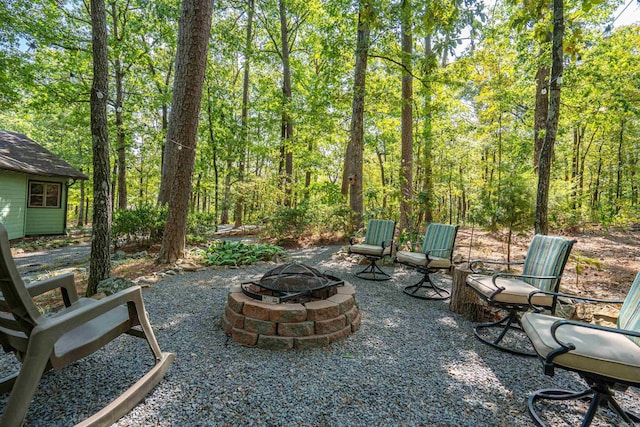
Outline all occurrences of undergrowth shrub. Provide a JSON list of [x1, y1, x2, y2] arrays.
[[112, 205, 166, 246], [201, 240, 285, 266], [264, 205, 313, 240]]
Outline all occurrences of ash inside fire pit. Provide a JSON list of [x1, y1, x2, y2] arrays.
[[242, 262, 343, 304]]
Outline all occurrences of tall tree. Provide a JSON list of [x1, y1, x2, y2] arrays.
[[87, 0, 112, 296], [345, 0, 374, 229], [234, 0, 255, 227], [399, 0, 413, 232], [110, 0, 128, 210], [535, 0, 564, 235], [279, 0, 294, 206], [157, 0, 213, 263]]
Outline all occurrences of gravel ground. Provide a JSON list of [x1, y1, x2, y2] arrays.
[[2, 245, 639, 426]]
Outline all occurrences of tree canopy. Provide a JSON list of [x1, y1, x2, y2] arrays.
[[0, 0, 638, 246]]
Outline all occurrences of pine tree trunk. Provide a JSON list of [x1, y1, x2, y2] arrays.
[[533, 37, 550, 173], [157, 0, 213, 264], [347, 0, 373, 230], [399, 0, 413, 233], [535, 0, 563, 235], [87, 0, 112, 296], [279, 0, 294, 207], [421, 35, 434, 225], [234, 0, 254, 228]]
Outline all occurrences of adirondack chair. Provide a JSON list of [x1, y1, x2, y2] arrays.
[[0, 224, 174, 426]]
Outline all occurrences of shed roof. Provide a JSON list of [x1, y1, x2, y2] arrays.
[[0, 130, 88, 180]]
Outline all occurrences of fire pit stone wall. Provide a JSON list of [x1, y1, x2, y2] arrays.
[[222, 283, 361, 350]]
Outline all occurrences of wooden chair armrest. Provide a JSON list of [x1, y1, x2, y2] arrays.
[[26, 272, 79, 306]]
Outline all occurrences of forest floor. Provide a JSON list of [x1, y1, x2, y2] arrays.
[[11, 224, 640, 302]]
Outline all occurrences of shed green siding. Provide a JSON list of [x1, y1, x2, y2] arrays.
[[0, 170, 27, 239], [25, 176, 67, 236]]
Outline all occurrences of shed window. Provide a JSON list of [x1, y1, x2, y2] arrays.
[[28, 181, 61, 208]]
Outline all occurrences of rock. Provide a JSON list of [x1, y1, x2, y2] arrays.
[[96, 277, 136, 296], [112, 250, 127, 260], [131, 251, 148, 259], [134, 276, 159, 285]]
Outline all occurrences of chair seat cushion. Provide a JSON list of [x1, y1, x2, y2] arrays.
[[349, 244, 391, 257], [466, 274, 554, 306], [521, 312, 640, 384], [396, 251, 450, 269]]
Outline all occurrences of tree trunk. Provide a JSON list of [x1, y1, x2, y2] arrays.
[[421, 35, 435, 225], [115, 57, 127, 210], [615, 118, 625, 213], [533, 35, 550, 173], [77, 168, 85, 227], [449, 266, 491, 322], [111, 3, 127, 211], [156, 60, 175, 206], [234, 0, 254, 228], [157, 0, 213, 264], [279, 0, 294, 207], [87, 0, 112, 296], [535, 0, 563, 235], [347, 0, 373, 230], [399, 0, 413, 233]]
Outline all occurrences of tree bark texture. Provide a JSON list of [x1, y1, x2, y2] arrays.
[[449, 266, 492, 322], [399, 0, 413, 233], [235, 0, 254, 227], [111, 2, 127, 210], [347, 0, 373, 229], [88, 0, 112, 296], [157, 0, 213, 264], [279, 0, 294, 207], [533, 34, 550, 173], [421, 34, 434, 226], [535, 0, 563, 235]]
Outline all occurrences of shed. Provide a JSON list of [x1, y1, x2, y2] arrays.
[[0, 130, 88, 239]]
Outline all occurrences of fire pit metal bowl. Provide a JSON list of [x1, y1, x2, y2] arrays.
[[241, 262, 344, 303]]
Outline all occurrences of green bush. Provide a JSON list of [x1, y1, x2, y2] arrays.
[[264, 205, 313, 239], [201, 240, 285, 266], [112, 205, 167, 245]]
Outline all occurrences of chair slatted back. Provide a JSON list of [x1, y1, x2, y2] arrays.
[[363, 220, 395, 246], [522, 234, 574, 292], [618, 272, 640, 346], [0, 224, 41, 336], [422, 223, 458, 260]]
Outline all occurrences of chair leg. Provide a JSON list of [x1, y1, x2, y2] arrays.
[[527, 383, 640, 427], [0, 371, 18, 395], [354, 258, 391, 281], [403, 271, 450, 300], [0, 349, 51, 427], [473, 310, 536, 357]]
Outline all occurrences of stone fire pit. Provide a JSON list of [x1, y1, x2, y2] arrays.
[[221, 263, 361, 350]]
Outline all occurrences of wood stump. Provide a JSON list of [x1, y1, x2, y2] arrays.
[[449, 265, 492, 322]]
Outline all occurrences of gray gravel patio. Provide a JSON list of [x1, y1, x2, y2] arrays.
[[2, 244, 639, 426]]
